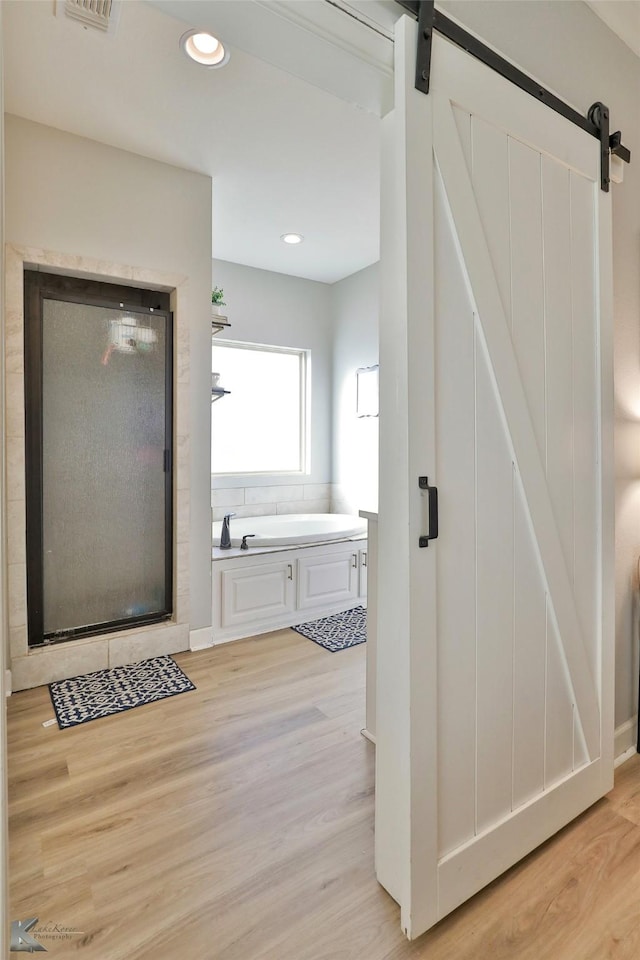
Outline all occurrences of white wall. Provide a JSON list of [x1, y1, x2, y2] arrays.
[[210, 259, 380, 521], [331, 263, 379, 515], [439, 0, 640, 730], [5, 115, 213, 631], [210, 258, 333, 492]]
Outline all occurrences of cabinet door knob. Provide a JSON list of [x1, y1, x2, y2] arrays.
[[287, 564, 293, 580]]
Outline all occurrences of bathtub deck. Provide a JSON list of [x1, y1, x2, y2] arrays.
[[212, 532, 366, 559], [212, 513, 368, 552]]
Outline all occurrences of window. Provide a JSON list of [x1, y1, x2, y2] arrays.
[[211, 340, 308, 475]]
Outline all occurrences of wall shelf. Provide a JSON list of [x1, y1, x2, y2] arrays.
[[212, 316, 231, 336], [212, 314, 230, 399], [211, 387, 231, 404]]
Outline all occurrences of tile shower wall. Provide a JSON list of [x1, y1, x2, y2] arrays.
[[212, 483, 336, 520]]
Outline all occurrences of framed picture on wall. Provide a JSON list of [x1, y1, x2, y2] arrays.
[[356, 364, 379, 418]]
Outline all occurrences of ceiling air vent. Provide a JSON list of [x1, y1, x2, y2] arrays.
[[58, 0, 121, 34]]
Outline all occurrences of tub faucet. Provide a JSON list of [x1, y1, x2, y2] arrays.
[[220, 513, 235, 549]]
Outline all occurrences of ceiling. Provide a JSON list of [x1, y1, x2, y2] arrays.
[[5, 1, 638, 285], [3, 0, 388, 284], [586, 1, 640, 59]]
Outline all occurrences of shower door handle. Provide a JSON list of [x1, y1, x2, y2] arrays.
[[418, 476, 438, 547]]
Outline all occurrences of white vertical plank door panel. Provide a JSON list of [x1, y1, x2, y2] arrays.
[[509, 138, 545, 463], [596, 173, 615, 786], [570, 171, 599, 682], [571, 171, 599, 773], [471, 114, 515, 835], [512, 475, 547, 809], [542, 157, 575, 584], [434, 170, 477, 858], [474, 329, 514, 833], [452, 106, 472, 174], [508, 133, 548, 809], [377, 18, 613, 939], [545, 600, 577, 786], [471, 116, 511, 325]]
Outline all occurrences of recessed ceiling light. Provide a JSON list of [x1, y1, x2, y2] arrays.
[[180, 29, 230, 68], [281, 233, 304, 245]]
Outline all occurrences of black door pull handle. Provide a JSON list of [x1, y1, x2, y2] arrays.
[[418, 476, 438, 547]]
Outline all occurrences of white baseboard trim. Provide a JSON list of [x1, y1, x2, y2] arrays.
[[4, 670, 11, 697], [189, 626, 214, 651], [614, 716, 637, 767]]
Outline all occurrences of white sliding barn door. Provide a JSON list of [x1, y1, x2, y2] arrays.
[[376, 16, 614, 939]]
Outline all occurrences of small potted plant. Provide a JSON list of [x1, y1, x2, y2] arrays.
[[211, 287, 226, 318]]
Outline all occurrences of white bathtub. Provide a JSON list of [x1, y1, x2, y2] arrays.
[[212, 513, 367, 548]]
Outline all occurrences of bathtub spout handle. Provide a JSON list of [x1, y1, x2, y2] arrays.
[[220, 512, 236, 549], [240, 534, 256, 550]]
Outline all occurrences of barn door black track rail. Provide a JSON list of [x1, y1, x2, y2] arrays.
[[395, 0, 631, 192]]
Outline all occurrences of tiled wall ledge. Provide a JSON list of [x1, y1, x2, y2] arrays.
[[211, 482, 335, 521], [11, 622, 190, 693]]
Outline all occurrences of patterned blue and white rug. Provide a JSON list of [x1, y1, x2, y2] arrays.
[[49, 655, 196, 729], [292, 606, 367, 652]]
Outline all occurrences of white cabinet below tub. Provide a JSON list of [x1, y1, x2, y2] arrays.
[[212, 539, 367, 644], [221, 560, 295, 629]]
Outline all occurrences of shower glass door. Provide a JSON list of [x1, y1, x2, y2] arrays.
[[24, 272, 173, 646]]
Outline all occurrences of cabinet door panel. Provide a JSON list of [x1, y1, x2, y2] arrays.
[[297, 552, 358, 611], [221, 562, 295, 628]]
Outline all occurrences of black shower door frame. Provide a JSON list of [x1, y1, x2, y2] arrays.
[[24, 271, 174, 647]]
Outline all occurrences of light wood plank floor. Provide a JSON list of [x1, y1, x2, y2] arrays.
[[8, 629, 640, 959]]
